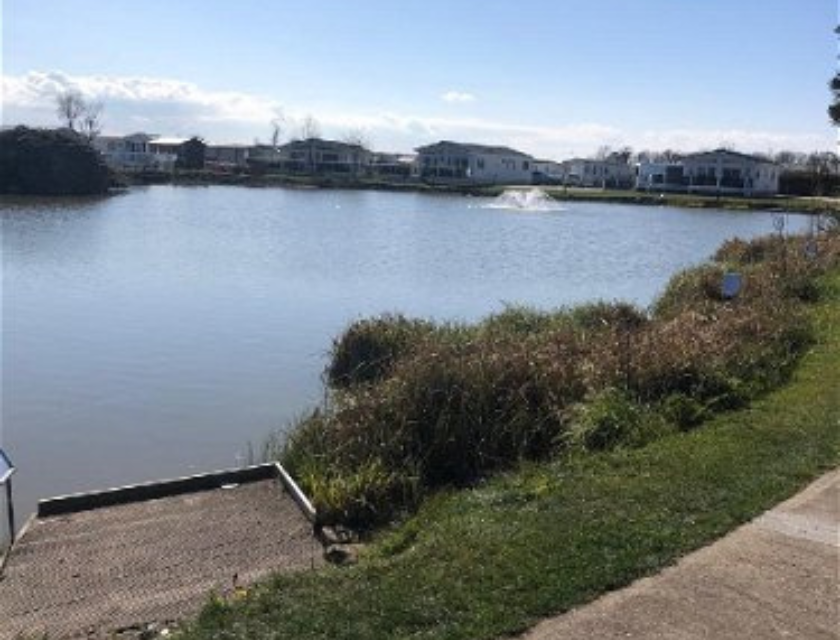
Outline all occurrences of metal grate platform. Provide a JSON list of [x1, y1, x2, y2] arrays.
[[0, 465, 322, 639]]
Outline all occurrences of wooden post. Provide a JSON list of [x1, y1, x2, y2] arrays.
[[5, 480, 15, 545]]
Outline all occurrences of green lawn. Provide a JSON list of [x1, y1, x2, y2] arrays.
[[541, 186, 840, 215], [180, 270, 840, 640]]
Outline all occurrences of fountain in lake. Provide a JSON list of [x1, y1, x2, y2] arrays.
[[483, 188, 564, 212]]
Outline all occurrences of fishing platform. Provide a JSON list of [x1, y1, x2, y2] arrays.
[[0, 463, 322, 639]]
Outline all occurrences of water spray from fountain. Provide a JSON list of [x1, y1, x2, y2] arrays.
[[483, 188, 565, 212]]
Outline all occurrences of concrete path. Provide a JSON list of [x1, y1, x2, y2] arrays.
[[521, 469, 839, 640]]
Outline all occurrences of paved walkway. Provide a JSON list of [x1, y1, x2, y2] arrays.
[[521, 469, 839, 640]]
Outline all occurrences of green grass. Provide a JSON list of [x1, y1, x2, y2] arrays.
[[541, 186, 840, 215], [179, 267, 840, 640]]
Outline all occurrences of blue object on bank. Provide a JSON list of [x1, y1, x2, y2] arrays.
[[722, 272, 742, 300]]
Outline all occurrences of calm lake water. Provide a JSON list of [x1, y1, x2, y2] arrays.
[[0, 186, 810, 529]]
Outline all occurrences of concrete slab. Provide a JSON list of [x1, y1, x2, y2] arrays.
[[0, 471, 322, 639], [520, 469, 840, 640]]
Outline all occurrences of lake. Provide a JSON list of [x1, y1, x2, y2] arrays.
[[0, 185, 811, 530]]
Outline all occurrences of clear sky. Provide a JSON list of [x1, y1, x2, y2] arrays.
[[1, 0, 837, 158]]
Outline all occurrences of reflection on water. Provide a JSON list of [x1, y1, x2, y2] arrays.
[[0, 185, 811, 526]]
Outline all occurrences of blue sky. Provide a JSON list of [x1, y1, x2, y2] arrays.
[[2, 0, 837, 157]]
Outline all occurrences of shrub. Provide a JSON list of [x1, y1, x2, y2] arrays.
[[715, 235, 785, 265], [652, 264, 727, 319], [479, 305, 567, 336], [565, 388, 673, 451], [565, 388, 643, 451], [568, 301, 648, 331], [273, 231, 839, 529], [660, 393, 707, 431], [0, 126, 110, 195], [300, 458, 418, 529], [327, 315, 434, 388]]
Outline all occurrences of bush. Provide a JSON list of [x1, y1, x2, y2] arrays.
[[568, 301, 648, 331], [0, 126, 110, 195], [327, 315, 435, 388], [652, 264, 727, 319], [274, 231, 840, 529], [565, 388, 670, 451], [660, 393, 707, 431], [479, 305, 568, 336]]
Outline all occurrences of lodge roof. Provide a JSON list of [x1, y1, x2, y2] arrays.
[[415, 140, 532, 158], [683, 148, 777, 165], [280, 137, 367, 152]]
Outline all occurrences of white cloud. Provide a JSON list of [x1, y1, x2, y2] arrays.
[[2, 70, 282, 124], [2, 70, 833, 156], [441, 90, 476, 104], [634, 128, 832, 155]]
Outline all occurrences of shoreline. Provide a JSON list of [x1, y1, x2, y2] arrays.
[[119, 171, 840, 215], [5, 171, 837, 216], [178, 238, 840, 639]]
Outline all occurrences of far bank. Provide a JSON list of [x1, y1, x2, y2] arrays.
[[118, 170, 840, 216]]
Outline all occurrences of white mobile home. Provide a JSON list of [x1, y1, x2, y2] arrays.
[[635, 162, 686, 191], [93, 133, 176, 171], [416, 141, 535, 184], [532, 159, 565, 184], [278, 138, 372, 175], [560, 158, 634, 189], [205, 144, 251, 169], [682, 149, 779, 196]]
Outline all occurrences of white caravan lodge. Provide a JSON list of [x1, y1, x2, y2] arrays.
[[416, 141, 535, 184], [636, 149, 780, 196]]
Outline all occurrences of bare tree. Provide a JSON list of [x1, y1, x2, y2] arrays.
[[805, 151, 840, 196], [608, 146, 633, 164], [657, 149, 684, 163], [341, 128, 371, 150], [594, 145, 612, 160], [634, 149, 655, 164], [56, 90, 104, 141], [78, 101, 104, 142], [774, 150, 807, 168], [55, 90, 87, 131], [297, 115, 322, 140], [270, 111, 286, 149]]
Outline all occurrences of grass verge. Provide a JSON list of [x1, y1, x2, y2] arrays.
[[541, 186, 840, 215], [179, 267, 840, 640]]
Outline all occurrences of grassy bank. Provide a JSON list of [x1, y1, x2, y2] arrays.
[[181, 266, 840, 640], [178, 232, 840, 640], [278, 233, 839, 527], [542, 186, 840, 215], [122, 169, 840, 214]]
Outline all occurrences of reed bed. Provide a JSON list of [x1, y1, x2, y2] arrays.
[[276, 229, 840, 528]]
